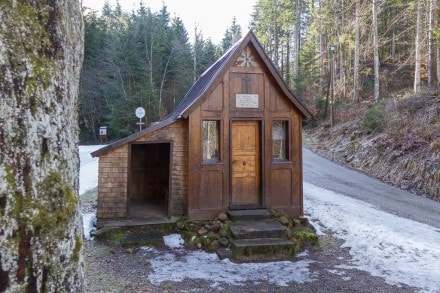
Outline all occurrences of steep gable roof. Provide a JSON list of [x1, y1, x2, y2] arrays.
[[179, 30, 311, 119], [92, 30, 311, 157]]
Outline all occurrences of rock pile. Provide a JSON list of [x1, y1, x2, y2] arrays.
[[176, 213, 231, 252]]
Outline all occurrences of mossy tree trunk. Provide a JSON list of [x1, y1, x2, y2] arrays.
[[0, 1, 84, 291]]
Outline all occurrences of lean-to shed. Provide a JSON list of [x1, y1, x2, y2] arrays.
[[91, 31, 311, 226]]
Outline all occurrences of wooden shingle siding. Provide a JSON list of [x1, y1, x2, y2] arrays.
[[96, 145, 128, 219], [96, 120, 189, 220]]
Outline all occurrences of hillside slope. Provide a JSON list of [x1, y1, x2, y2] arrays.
[[303, 94, 439, 202]]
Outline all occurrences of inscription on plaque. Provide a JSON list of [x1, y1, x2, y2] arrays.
[[236, 94, 259, 108]]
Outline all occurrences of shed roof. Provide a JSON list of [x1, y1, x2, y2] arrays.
[[91, 30, 311, 157]]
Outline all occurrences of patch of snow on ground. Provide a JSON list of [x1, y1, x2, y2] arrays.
[[304, 181, 440, 292], [82, 212, 96, 240], [79, 145, 103, 195], [143, 244, 316, 287], [79, 145, 103, 240], [163, 234, 184, 249]]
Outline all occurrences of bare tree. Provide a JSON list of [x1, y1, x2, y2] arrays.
[[428, 0, 438, 90], [414, 0, 423, 93], [373, 0, 380, 101], [0, 1, 85, 291], [292, 0, 301, 81], [353, 0, 360, 103]]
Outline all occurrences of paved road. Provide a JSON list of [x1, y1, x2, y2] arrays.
[[303, 147, 440, 230]]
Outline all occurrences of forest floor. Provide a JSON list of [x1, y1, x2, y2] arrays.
[[83, 235, 418, 292], [303, 92, 440, 202]]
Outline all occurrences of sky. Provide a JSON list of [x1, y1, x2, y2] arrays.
[[81, 0, 258, 44], [79, 145, 440, 292]]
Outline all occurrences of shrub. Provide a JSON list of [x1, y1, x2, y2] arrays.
[[363, 103, 385, 133], [314, 95, 327, 120]]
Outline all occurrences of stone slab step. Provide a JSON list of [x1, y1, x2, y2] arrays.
[[227, 209, 272, 221], [229, 219, 286, 239], [230, 238, 296, 260]]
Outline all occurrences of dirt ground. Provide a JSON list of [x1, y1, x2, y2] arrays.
[[84, 232, 418, 293]]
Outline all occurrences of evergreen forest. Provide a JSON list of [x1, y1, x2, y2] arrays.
[[79, 0, 439, 143]]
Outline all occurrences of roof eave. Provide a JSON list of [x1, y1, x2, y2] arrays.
[[180, 32, 254, 119], [90, 117, 179, 157], [247, 34, 312, 119]]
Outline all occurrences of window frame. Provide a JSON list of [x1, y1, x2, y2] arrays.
[[202, 120, 221, 164], [272, 120, 289, 162]]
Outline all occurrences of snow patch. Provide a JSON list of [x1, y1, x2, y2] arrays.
[[304, 181, 440, 292], [78, 145, 103, 195], [79, 145, 103, 240], [296, 250, 309, 258], [163, 234, 184, 249], [140, 246, 157, 253], [144, 247, 317, 286], [82, 212, 96, 241]]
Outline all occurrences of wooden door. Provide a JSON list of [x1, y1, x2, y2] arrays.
[[231, 121, 261, 207]]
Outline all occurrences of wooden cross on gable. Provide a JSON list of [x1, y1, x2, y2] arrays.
[[242, 75, 252, 93]]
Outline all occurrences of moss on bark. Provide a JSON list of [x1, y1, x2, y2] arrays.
[[0, 0, 85, 291]]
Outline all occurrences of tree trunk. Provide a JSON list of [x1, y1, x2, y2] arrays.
[[285, 35, 291, 87], [438, 46, 440, 88], [428, 0, 438, 89], [273, 22, 280, 68], [373, 0, 380, 101], [318, 0, 325, 96], [292, 0, 301, 84], [391, 5, 396, 57], [320, 32, 326, 96], [438, 2, 440, 87], [0, 1, 85, 292], [353, 1, 360, 103], [339, 0, 346, 99], [414, 0, 423, 93]]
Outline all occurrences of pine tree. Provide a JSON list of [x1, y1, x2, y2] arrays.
[[221, 17, 243, 52]]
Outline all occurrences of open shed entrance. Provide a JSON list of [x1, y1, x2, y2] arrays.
[[129, 143, 170, 221]]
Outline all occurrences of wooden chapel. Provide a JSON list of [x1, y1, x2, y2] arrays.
[[91, 31, 312, 226]]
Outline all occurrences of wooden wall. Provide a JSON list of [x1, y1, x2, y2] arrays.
[[96, 145, 129, 220], [96, 119, 188, 222], [188, 46, 303, 219]]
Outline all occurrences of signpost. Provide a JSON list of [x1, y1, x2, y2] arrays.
[[99, 126, 107, 143], [135, 107, 146, 131]]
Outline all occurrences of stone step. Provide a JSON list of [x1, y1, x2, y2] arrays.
[[227, 209, 272, 221], [230, 238, 296, 261], [229, 219, 287, 239]]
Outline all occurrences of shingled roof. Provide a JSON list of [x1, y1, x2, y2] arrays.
[[91, 30, 311, 157]]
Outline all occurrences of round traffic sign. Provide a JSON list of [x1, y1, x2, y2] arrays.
[[135, 107, 145, 118]]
